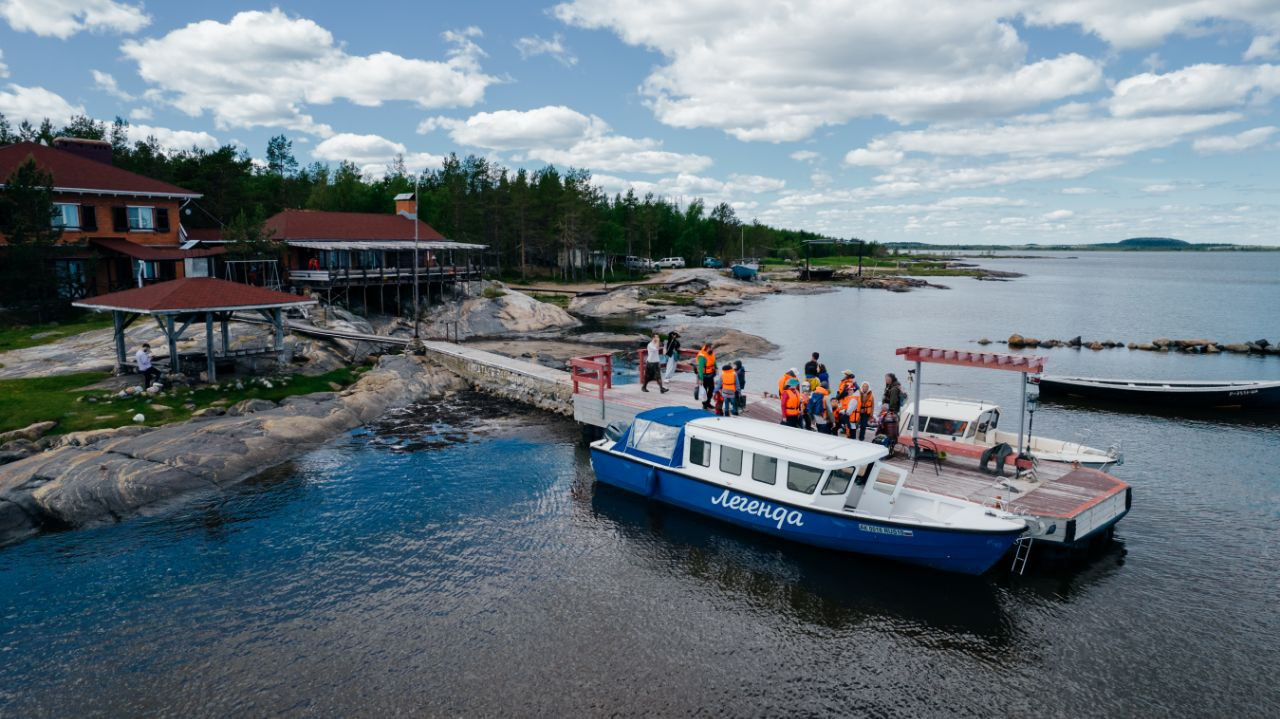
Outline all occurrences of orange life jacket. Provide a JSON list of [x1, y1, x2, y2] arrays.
[[853, 390, 875, 420], [720, 367, 737, 392], [781, 387, 802, 417], [778, 373, 794, 394], [836, 392, 855, 415], [837, 378, 855, 397], [695, 349, 711, 377]]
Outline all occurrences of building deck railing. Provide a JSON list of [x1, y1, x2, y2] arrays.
[[288, 266, 481, 285]]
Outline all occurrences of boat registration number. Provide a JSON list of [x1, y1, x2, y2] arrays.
[[858, 523, 913, 537]]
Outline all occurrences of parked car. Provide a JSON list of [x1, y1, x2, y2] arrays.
[[655, 257, 686, 269], [623, 255, 655, 271], [702, 257, 724, 268]]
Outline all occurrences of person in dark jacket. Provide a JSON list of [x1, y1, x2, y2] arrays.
[[663, 331, 681, 380], [733, 360, 747, 412], [884, 373, 905, 413]]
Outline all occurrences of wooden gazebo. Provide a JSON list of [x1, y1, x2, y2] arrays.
[[73, 278, 316, 382]]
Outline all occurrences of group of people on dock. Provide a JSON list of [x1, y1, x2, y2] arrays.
[[776, 353, 905, 446], [640, 337, 906, 447]]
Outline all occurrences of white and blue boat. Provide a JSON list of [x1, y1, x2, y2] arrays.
[[590, 407, 1027, 575], [729, 258, 759, 280]]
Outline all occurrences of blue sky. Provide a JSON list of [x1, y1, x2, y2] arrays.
[[1, 0, 1278, 245]]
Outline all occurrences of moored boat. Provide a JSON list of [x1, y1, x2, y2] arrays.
[[900, 397, 1123, 468], [589, 406, 1027, 575], [1035, 376, 1280, 410], [730, 258, 759, 280]]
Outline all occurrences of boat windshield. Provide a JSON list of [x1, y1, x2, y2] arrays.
[[626, 419, 682, 460], [922, 417, 968, 436], [821, 466, 856, 495]]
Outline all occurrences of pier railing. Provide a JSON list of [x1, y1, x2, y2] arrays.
[[570, 353, 613, 399]]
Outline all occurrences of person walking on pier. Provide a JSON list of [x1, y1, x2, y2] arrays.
[[642, 334, 669, 393], [136, 343, 158, 389], [884, 373, 904, 413], [663, 331, 681, 381], [855, 382, 876, 440], [718, 363, 739, 416], [733, 360, 747, 412]]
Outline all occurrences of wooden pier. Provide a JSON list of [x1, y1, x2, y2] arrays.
[[570, 352, 1130, 547]]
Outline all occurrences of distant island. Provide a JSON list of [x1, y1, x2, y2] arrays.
[[884, 237, 1278, 251]]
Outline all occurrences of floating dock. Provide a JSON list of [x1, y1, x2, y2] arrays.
[[570, 354, 1130, 549]]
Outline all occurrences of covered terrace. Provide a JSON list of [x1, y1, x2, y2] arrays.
[[73, 278, 316, 383]]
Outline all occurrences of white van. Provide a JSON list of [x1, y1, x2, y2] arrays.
[[655, 257, 686, 268]]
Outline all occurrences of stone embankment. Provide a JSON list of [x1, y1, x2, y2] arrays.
[[0, 354, 467, 547], [979, 334, 1280, 355]]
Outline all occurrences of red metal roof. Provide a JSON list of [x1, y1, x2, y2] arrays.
[[73, 278, 314, 313], [0, 142, 200, 198], [895, 346, 1047, 374], [183, 227, 223, 242], [91, 237, 225, 261], [265, 208, 446, 242]]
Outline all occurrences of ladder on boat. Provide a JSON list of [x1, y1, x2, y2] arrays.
[[1011, 536, 1034, 575]]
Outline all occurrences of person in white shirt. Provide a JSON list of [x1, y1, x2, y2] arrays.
[[641, 334, 669, 393], [136, 343, 159, 388]]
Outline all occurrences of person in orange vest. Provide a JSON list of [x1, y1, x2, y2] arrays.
[[834, 388, 856, 437], [777, 368, 798, 395], [717, 362, 739, 416], [808, 381, 833, 433], [836, 369, 856, 400], [780, 378, 804, 428], [854, 381, 876, 440], [695, 343, 717, 410], [307, 256, 320, 271]]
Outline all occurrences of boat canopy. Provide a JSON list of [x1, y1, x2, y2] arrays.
[[616, 406, 711, 466], [686, 415, 886, 469], [906, 398, 1000, 422]]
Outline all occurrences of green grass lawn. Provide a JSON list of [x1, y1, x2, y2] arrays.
[[0, 315, 116, 353], [530, 293, 571, 308], [0, 366, 366, 437]]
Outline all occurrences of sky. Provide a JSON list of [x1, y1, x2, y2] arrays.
[[0, 1, 1278, 245]]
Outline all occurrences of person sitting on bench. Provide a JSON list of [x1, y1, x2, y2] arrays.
[[136, 343, 159, 389]]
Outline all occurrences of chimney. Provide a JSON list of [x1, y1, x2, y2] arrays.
[[394, 192, 417, 219], [53, 137, 113, 165]]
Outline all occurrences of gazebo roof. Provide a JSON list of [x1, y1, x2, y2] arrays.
[[72, 278, 316, 315], [895, 346, 1047, 374]]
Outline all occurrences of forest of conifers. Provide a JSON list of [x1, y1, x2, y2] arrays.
[[2, 114, 875, 279]]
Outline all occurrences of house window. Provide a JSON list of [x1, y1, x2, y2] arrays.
[[127, 206, 155, 230], [52, 203, 80, 229], [53, 259, 89, 298]]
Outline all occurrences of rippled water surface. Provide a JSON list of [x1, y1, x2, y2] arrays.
[[2, 252, 1279, 716]]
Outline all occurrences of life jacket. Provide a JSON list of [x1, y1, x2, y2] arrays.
[[777, 373, 794, 394], [781, 388, 802, 417], [854, 390, 875, 420], [695, 349, 711, 377], [721, 367, 737, 392], [705, 350, 716, 375], [807, 386, 828, 417], [836, 392, 855, 416], [837, 378, 855, 397]]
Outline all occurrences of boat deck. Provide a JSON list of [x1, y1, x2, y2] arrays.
[[574, 374, 1130, 544]]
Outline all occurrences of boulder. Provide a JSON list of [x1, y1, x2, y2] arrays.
[[0, 421, 57, 445], [1067, 336, 1082, 347], [1133, 343, 1157, 351], [976, 338, 992, 345], [227, 398, 278, 416], [1087, 341, 1104, 350], [422, 283, 582, 337], [1153, 338, 1172, 348], [1254, 339, 1271, 349], [1222, 343, 1250, 353], [1204, 344, 1221, 354], [191, 407, 225, 419]]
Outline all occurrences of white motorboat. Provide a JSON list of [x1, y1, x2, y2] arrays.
[[900, 397, 1123, 468]]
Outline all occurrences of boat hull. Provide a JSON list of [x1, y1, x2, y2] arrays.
[[730, 264, 758, 280], [590, 447, 1023, 575], [1038, 377, 1280, 410]]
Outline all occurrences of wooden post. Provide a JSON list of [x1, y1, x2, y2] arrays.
[[167, 314, 179, 374], [205, 311, 216, 384], [273, 307, 284, 366], [112, 310, 126, 371], [220, 314, 229, 353]]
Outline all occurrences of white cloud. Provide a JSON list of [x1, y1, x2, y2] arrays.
[[0, 84, 83, 125], [593, 171, 783, 210], [515, 33, 578, 66], [312, 132, 444, 176], [555, 0, 1104, 141], [1142, 183, 1176, 193], [425, 105, 711, 174], [1109, 64, 1280, 117], [1061, 186, 1097, 194], [125, 123, 219, 152], [127, 106, 151, 120], [0, 50, 7, 78], [849, 112, 1240, 160], [91, 69, 133, 101], [120, 10, 497, 137], [1043, 209, 1074, 220], [0, 0, 149, 38], [845, 147, 904, 166], [1192, 125, 1277, 154], [1245, 35, 1279, 61], [726, 173, 786, 193], [789, 150, 819, 163]]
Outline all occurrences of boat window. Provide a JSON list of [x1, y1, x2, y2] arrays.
[[719, 446, 743, 475], [924, 417, 968, 436], [822, 466, 856, 495], [626, 419, 682, 459], [787, 463, 823, 494], [688, 437, 711, 467], [751, 454, 777, 485], [915, 415, 929, 432]]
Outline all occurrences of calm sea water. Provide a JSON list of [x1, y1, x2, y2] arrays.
[[2, 252, 1279, 716]]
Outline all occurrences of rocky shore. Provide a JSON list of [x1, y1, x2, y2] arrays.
[[0, 354, 467, 547], [985, 333, 1280, 355]]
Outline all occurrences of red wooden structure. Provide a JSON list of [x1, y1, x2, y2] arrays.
[[895, 346, 1046, 374], [570, 353, 613, 400]]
